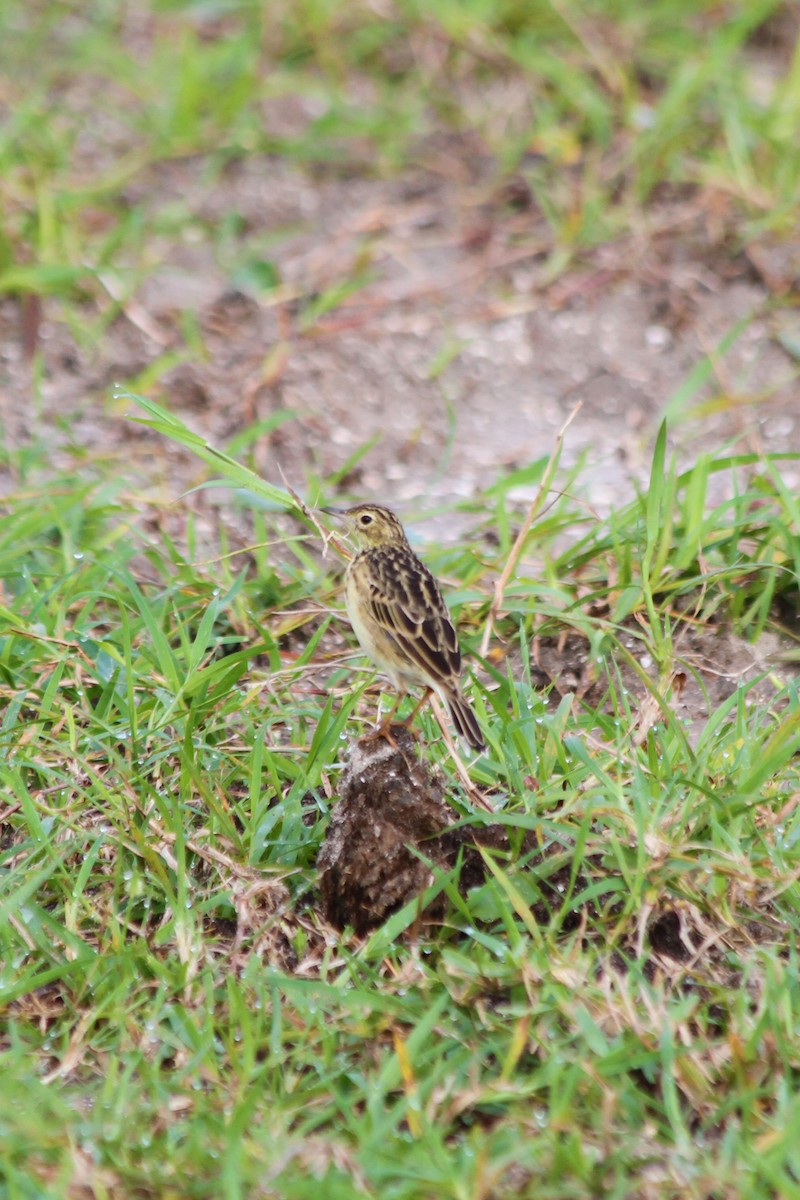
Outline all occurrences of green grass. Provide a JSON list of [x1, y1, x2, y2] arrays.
[[2, 1, 800, 1196], [2, 421, 800, 1197]]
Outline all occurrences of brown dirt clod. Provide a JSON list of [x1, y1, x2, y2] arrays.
[[318, 727, 512, 934]]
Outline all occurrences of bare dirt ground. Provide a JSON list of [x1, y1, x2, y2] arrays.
[[2, 146, 798, 520]]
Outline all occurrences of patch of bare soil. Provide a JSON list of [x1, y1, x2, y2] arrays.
[[529, 615, 794, 738], [1, 147, 799, 521]]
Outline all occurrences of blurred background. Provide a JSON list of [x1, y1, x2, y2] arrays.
[[1, 0, 799, 517]]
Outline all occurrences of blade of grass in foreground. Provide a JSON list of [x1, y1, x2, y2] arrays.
[[121, 390, 297, 514]]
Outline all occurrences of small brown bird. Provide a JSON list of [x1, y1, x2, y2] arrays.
[[324, 503, 484, 751]]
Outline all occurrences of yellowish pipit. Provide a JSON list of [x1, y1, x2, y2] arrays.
[[324, 503, 484, 751]]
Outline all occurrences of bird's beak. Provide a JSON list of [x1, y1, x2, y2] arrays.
[[321, 506, 345, 518]]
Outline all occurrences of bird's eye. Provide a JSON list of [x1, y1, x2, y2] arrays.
[[359, 514, 373, 526]]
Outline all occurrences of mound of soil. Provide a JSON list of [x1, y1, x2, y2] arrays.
[[318, 727, 513, 934]]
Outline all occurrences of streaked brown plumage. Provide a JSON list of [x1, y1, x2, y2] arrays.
[[325, 503, 484, 751]]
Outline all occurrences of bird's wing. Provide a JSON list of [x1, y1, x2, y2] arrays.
[[366, 547, 461, 685]]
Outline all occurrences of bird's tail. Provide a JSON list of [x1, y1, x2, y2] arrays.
[[445, 688, 485, 752]]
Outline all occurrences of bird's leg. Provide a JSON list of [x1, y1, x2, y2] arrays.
[[401, 687, 433, 731], [365, 688, 431, 748], [362, 690, 406, 746], [380, 690, 405, 726]]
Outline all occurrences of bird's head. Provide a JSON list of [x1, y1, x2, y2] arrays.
[[323, 503, 409, 549]]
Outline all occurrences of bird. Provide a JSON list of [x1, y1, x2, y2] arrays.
[[323, 503, 485, 752]]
